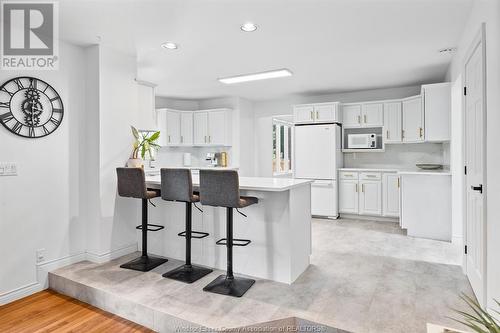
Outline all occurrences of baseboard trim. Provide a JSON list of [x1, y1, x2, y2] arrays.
[[86, 243, 137, 264], [0, 282, 42, 306], [1, 243, 138, 305], [339, 213, 399, 223]]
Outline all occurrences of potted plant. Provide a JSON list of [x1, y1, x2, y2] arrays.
[[450, 293, 500, 333], [127, 126, 161, 168]]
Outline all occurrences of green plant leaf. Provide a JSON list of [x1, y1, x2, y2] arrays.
[[131, 126, 139, 139], [141, 145, 146, 159], [148, 131, 160, 142]]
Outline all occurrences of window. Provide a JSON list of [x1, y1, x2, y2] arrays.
[[272, 117, 293, 175]]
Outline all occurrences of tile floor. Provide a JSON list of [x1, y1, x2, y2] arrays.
[[50, 218, 473, 333]]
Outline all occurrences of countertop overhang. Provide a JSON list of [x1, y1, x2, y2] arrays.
[[339, 167, 451, 176], [146, 175, 314, 192]]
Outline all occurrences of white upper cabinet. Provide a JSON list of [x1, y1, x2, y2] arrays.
[[362, 103, 384, 127], [293, 103, 339, 124], [207, 110, 227, 145], [165, 110, 181, 145], [193, 109, 232, 146], [402, 95, 424, 143], [294, 105, 314, 123], [384, 101, 402, 143], [180, 112, 193, 145], [342, 104, 362, 127], [422, 83, 451, 142]]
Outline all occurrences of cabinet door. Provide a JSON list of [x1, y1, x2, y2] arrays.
[[156, 109, 168, 146], [207, 110, 226, 145], [294, 105, 314, 123], [383, 173, 400, 217], [180, 112, 193, 145], [193, 112, 208, 145], [339, 179, 359, 214], [342, 104, 362, 127], [314, 104, 337, 122], [359, 180, 382, 216], [166, 110, 181, 145], [362, 103, 384, 126], [384, 102, 402, 143], [402, 96, 424, 142], [422, 83, 451, 142]]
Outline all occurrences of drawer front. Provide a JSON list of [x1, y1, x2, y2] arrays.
[[340, 171, 359, 180], [359, 172, 381, 180]]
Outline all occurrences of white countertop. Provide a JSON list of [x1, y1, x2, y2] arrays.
[[339, 167, 451, 176], [146, 175, 313, 192]]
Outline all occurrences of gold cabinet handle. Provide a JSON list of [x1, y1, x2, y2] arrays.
[[208, 135, 211, 143], [180, 135, 183, 143], [397, 177, 400, 188], [204, 135, 207, 143], [168, 135, 171, 143], [364, 115, 367, 123], [386, 130, 389, 139], [362, 184, 365, 192], [401, 130, 405, 139], [419, 127, 423, 138], [366, 175, 376, 178], [355, 184, 358, 192], [357, 115, 361, 124], [310, 111, 314, 120], [316, 111, 319, 119]]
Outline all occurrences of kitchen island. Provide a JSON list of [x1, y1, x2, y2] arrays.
[[145, 175, 313, 284]]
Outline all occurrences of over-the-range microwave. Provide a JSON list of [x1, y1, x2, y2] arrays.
[[347, 133, 377, 149]]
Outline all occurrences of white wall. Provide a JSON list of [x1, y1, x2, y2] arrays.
[[254, 85, 424, 177], [446, 0, 500, 312], [0, 42, 87, 302]]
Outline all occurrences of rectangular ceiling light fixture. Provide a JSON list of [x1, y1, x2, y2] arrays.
[[218, 68, 293, 84]]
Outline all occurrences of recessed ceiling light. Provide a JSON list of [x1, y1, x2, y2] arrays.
[[161, 42, 178, 50], [218, 69, 292, 84], [241, 22, 257, 32]]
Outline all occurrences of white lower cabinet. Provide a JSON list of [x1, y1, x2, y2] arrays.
[[382, 173, 400, 217], [311, 180, 338, 217], [359, 180, 382, 216], [339, 179, 359, 214], [339, 170, 399, 218]]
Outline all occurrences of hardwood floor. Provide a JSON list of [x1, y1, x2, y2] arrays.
[[0, 290, 155, 333]]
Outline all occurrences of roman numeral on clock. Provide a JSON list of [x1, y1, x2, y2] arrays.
[[12, 121, 23, 134], [0, 112, 14, 123], [28, 126, 35, 137], [29, 78, 37, 90], [49, 117, 60, 126], [13, 78, 24, 90], [1, 86, 13, 97], [0, 101, 10, 108]]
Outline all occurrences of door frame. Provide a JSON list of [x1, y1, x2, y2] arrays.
[[462, 22, 487, 306]]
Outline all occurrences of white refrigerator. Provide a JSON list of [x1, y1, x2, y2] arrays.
[[294, 123, 343, 218]]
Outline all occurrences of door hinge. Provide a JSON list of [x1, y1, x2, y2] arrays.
[[464, 245, 468, 254], [464, 87, 467, 96], [464, 166, 467, 175]]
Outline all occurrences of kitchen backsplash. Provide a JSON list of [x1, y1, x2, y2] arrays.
[[152, 146, 233, 168], [344, 143, 448, 169]]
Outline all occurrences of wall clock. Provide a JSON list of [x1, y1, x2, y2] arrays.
[[0, 77, 64, 138]]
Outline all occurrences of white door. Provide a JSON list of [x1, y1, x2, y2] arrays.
[[359, 180, 382, 216], [294, 105, 314, 123], [464, 28, 486, 306], [207, 110, 226, 145], [193, 112, 208, 145], [180, 112, 193, 145], [383, 173, 400, 217], [294, 124, 337, 179], [402, 96, 424, 142], [384, 102, 402, 143], [342, 104, 362, 127], [339, 180, 358, 214], [311, 180, 337, 217], [362, 103, 384, 127], [166, 110, 181, 145], [314, 104, 337, 123]]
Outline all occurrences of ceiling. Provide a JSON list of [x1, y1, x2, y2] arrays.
[[59, 0, 473, 101]]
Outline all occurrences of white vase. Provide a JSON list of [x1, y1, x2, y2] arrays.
[[127, 158, 143, 168]]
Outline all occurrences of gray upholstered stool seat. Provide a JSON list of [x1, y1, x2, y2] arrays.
[[116, 167, 168, 272], [199, 170, 258, 297], [160, 168, 212, 283]]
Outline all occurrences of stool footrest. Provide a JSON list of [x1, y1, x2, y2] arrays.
[[216, 238, 251, 246], [136, 224, 165, 232], [178, 231, 209, 239]]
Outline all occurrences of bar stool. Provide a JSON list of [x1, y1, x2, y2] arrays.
[[199, 170, 258, 297], [116, 167, 168, 271], [160, 168, 213, 283]]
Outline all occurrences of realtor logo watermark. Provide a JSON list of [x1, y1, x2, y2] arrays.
[[1, 1, 59, 70]]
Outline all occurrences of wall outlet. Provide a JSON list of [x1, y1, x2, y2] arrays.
[[0, 162, 18, 176], [36, 248, 46, 263]]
